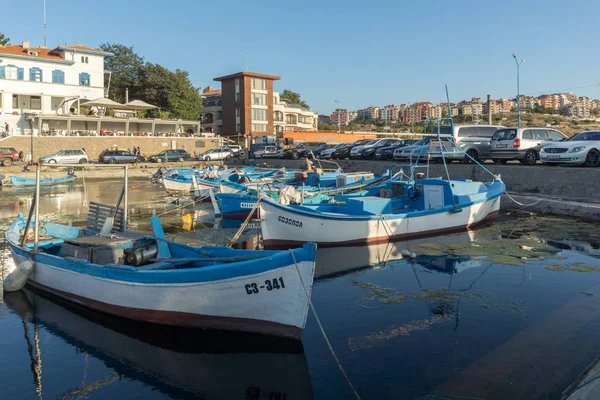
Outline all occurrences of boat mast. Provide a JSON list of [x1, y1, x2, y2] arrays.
[[33, 165, 41, 251]]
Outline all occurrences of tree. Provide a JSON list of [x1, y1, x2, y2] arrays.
[[0, 33, 9, 46], [280, 89, 310, 109], [99, 43, 145, 103], [318, 123, 338, 131], [136, 63, 202, 120]]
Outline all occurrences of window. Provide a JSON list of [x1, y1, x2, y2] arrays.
[[236, 123, 241, 133], [52, 70, 65, 84], [492, 129, 517, 140], [253, 93, 267, 106], [251, 123, 268, 132], [81, 56, 85, 63], [251, 78, 266, 90], [533, 129, 549, 140], [457, 126, 499, 138], [5, 66, 21, 80], [252, 108, 268, 121], [235, 78, 240, 102], [522, 130, 534, 140], [29, 67, 43, 82], [12, 95, 18, 108], [548, 130, 564, 141], [30, 96, 42, 110], [79, 72, 90, 86], [81, 56, 89, 63]]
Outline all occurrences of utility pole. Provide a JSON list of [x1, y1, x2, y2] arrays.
[[43, 0, 47, 47], [513, 54, 525, 128]]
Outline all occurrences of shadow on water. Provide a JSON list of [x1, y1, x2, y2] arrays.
[[3, 288, 313, 400]]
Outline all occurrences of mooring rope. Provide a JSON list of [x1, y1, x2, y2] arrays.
[[227, 196, 262, 247], [503, 192, 544, 207], [289, 250, 361, 400]]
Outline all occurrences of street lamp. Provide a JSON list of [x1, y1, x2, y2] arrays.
[[334, 100, 340, 132], [513, 54, 525, 128]]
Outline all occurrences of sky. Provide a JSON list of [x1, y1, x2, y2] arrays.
[[3, 0, 600, 114]]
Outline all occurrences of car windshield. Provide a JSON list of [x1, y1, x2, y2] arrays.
[[492, 129, 517, 140], [567, 131, 600, 141], [364, 140, 378, 145]]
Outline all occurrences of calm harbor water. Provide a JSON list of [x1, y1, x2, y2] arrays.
[[1, 179, 600, 399]]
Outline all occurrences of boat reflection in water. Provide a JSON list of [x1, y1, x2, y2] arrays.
[[4, 288, 313, 399]]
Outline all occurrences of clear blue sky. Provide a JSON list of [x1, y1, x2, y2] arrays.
[[3, 0, 600, 114]]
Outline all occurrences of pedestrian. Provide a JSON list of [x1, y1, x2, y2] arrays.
[[137, 147, 141, 156], [4, 122, 9, 135], [132, 147, 137, 155]]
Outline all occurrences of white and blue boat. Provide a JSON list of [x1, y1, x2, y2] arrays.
[[260, 178, 505, 247], [5, 214, 316, 339], [10, 175, 77, 187]]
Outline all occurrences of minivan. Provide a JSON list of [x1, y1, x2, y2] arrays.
[[442, 125, 506, 163], [490, 127, 567, 165]]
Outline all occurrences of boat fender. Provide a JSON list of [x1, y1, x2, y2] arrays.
[[401, 249, 411, 257], [407, 186, 420, 201], [3, 259, 34, 292]]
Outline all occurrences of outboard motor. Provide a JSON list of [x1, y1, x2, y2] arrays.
[[67, 168, 75, 177], [124, 244, 159, 267]]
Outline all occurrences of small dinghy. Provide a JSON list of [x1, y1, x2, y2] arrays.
[[10, 174, 76, 187]]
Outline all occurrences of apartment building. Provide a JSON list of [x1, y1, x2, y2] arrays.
[[203, 71, 318, 137], [330, 108, 349, 127], [561, 103, 590, 118], [357, 106, 381, 120]]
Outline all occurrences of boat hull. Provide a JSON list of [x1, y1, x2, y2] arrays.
[[163, 177, 193, 194], [260, 189, 503, 247], [216, 192, 260, 219], [8, 242, 316, 339], [10, 175, 76, 187]]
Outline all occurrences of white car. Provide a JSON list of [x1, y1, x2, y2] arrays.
[[540, 130, 600, 167], [39, 149, 89, 164], [253, 145, 279, 158], [320, 143, 345, 159], [199, 148, 232, 161]]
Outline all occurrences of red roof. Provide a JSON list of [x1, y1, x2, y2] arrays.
[[201, 89, 221, 97], [0, 44, 64, 61], [0, 44, 112, 61], [59, 45, 111, 55]]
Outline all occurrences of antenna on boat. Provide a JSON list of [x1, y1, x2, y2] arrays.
[[43, 0, 47, 47]]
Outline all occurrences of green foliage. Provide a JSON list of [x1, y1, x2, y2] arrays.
[[280, 89, 309, 109], [100, 43, 145, 102], [0, 33, 9, 46], [592, 108, 600, 117], [100, 43, 202, 120], [531, 104, 557, 115], [318, 123, 338, 131]]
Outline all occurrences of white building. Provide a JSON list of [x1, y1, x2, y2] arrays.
[[0, 41, 112, 134], [273, 92, 318, 133]]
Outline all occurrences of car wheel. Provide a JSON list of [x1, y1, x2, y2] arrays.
[[109, 158, 116, 164], [205, 156, 211, 161], [584, 149, 600, 167], [225, 155, 231, 160], [48, 159, 57, 164], [134, 158, 140, 164], [2, 158, 12, 167], [465, 149, 479, 164], [292, 152, 299, 160], [521, 150, 537, 166], [178, 157, 185, 162], [493, 159, 507, 165], [156, 158, 162, 163]]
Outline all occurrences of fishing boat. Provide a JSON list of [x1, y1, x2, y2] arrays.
[[5, 164, 317, 340], [10, 174, 77, 187], [260, 116, 507, 247], [215, 173, 392, 219]]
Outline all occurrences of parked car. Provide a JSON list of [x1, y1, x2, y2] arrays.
[[39, 149, 89, 164], [282, 142, 326, 159], [375, 140, 417, 160], [441, 125, 506, 163], [393, 137, 454, 162], [199, 148, 233, 161], [253, 145, 279, 159], [350, 139, 401, 160], [222, 145, 242, 157], [319, 143, 347, 159], [0, 147, 19, 166], [312, 143, 336, 158], [540, 130, 600, 167], [349, 139, 381, 159], [332, 139, 373, 160], [98, 150, 145, 164], [148, 149, 190, 163], [490, 127, 567, 165]]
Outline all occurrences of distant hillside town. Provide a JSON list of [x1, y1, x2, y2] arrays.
[[323, 93, 600, 127]]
